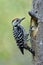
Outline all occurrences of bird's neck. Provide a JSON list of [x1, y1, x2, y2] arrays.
[[17, 25, 20, 30], [16, 24, 20, 27], [14, 25, 20, 30], [14, 25, 19, 27]]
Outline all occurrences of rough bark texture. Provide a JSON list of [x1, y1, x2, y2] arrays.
[[31, 0, 43, 65]]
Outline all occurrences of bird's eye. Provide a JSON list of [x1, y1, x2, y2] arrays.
[[17, 19, 19, 22]]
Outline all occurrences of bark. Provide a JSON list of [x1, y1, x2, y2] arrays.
[[30, 0, 43, 65]]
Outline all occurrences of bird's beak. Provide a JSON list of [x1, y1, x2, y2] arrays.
[[20, 17, 25, 22]]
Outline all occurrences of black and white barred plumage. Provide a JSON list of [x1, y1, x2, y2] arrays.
[[13, 25, 25, 54], [12, 17, 35, 56]]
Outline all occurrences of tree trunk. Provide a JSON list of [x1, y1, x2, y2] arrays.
[[29, 0, 43, 65]]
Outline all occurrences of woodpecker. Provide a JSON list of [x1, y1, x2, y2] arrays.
[[30, 26, 38, 37], [28, 10, 38, 37], [12, 17, 35, 56]]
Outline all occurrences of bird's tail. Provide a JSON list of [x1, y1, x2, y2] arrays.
[[24, 44, 35, 56], [19, 47, 24, 55]]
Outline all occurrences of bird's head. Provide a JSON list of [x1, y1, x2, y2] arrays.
[[12, 17, 25, 27]]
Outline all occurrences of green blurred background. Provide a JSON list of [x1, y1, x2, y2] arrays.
[[0, 0, 33, 65]]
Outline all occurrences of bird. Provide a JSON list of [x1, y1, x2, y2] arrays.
[[28, 10, 38, 37], [31, 18, 38, 37], [12, 17, 35, 56]]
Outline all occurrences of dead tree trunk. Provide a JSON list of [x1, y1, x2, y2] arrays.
[[29, 0, 43, 65]]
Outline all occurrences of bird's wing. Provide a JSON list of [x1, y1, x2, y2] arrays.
[[19, 25, 29, 42]]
